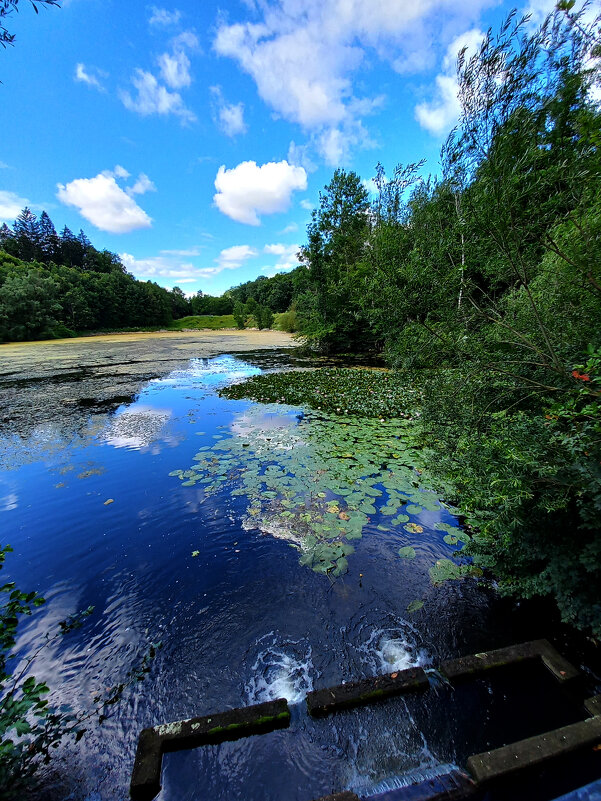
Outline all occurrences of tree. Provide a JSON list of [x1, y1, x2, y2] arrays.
[[233, 300, 246, 329], [297, 169, 371, 351], [1, 0, 60, 48], [12, 207, 41, 262], [38, 211, 59, 263], [0, 269, 60, 340]]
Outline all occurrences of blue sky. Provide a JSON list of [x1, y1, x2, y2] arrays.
[[0, 0, 554, 296]]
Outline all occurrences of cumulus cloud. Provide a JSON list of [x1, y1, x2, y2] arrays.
[[119, 252, 202, 284], [57, 167, 153, 233], [128, 173, 156, 196], [0, 190, 32, 222], [415, 28, 484, 136], [300, 199, 314, 211], [261, 243, 301, 276], [215, 244, 258, 271], [148, 7, 182, 27], [121, 69, 195, 122], [122, 30, 198, 122], [74, 63, 106, 91], [210, 86, 247, 137], [214, 0, 495, 163], [214, 160, 307, 226], [158, 49, 192, 89]]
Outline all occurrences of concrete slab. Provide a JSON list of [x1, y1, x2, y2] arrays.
[[130, 698, 290, 800], [440, 639, 579, 683], [466, 715, 601, 784], [584, 696, 601, 717], [306, 667, 428, 717]]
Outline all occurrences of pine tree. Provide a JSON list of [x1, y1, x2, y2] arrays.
[[38, 211, 59, 263], [60, 226, 84, 268], [13, 207, 41, 262]]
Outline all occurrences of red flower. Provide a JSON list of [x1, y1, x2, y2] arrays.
[[572, 370, 591, 381]]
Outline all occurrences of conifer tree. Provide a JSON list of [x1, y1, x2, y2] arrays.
[[13, 207, 41, 262], [38, 210, 59, 262]]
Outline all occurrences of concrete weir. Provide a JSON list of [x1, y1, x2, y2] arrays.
[[439, 638, 580, 683], [306, 666, 429, 716], [129, 698, 290, 801], [130, 639, 599, 801]]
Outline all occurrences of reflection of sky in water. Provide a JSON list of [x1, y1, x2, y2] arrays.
[[101, 406, 173, 451], [0, 352, 547, 801]]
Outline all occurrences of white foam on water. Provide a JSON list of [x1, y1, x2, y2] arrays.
[[244, 633, 314, 705], [358, 624, 429, 674]]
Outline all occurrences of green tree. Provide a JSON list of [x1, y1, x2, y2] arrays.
[[1, 0, 60, 48], [297, 169, 371, 351], [0, 270, 60, 340], [233, 300, 246, 329]]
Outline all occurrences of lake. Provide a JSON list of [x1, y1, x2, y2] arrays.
[[0, 333, 593, 801]]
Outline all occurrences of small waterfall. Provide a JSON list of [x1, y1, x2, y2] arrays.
[[244, 633, 314, 705], [358, 625, 429, 674]]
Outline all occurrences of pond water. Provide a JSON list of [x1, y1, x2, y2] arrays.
[[0, 350, 591, 800]]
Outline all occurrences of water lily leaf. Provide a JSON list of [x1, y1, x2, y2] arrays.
[[404, 523, 424, 534], [443, 534, 460, 546], [429, 558, 465, 584], [191, 550, 200, 557], [407, 600, 424, 613], [398, 546, 416, 559], [406, 504, 423, 515]]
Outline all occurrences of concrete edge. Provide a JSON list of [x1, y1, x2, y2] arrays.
[[306, 667, 429, 717], [129, 698, 290, 800], [440, 639, 579, 683], [466, 715, 601, 784]]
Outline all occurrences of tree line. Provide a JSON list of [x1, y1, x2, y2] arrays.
[[288, 5, 601, 635]]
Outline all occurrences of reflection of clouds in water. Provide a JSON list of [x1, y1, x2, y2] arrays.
[[230, 407, 303, 451], [153, 355, 261, 390], [102, 405, 174, 451], [0, 491, 18, 511]]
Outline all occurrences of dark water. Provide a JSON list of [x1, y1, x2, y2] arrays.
[[0, 352, 595, 800]]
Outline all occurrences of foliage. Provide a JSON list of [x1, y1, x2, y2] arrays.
[[273, 308, 299, 333], [232, 301, 246, 330], [220, 367, 422, 419], [0, 545, 160, 798], [297, 169, 372, 351], [0, 209, 198, 341], [0, 0, 60, 48], [171, 403, 462, 580]]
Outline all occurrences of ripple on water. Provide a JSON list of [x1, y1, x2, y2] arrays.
[[243, 632, 315, 705]]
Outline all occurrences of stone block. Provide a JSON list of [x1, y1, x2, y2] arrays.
[[306, 667, 428, 717]]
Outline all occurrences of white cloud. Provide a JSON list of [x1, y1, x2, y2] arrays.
[[0, 190, 31, 222], [57, 167, 153, 233], [160, 246, 204, 256], [300, 199, 314, 211], [279, 222, 298, 234], [214, 160, 307, 226], [148, 6, 182, 27], [287, 141, 317, 173], [210, 86, 247, 137], [214, 0, 495, 163], [119, 252, 201, 283], [128, 173, 156, 196], [415, 28, 484, 136], [121, 31, 198, 122], [74, 63, 106, 92], [215, 244, 258, 271], [121, 69, 195, 122], [158, 48, 192, 89], [261, 243, 301, 276]]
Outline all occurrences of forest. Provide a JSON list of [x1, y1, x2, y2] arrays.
[[1, 5, 600, 632]]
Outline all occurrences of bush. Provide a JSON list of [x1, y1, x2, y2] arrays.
[[273, 308, 298, 333]]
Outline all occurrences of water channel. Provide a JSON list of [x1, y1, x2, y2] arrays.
[[0, 347, 597, 800]]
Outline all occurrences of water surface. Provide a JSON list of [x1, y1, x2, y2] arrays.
[[0, 351, 587, 800]]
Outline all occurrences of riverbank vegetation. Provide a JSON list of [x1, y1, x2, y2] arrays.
[[225, 6, 601, 637]]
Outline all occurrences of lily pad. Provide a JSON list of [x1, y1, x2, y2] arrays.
[[398, 546, 416, 559], [407, 600, 424, 613]]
